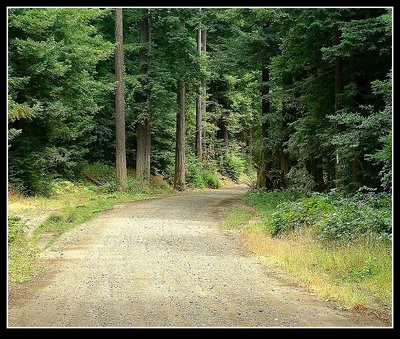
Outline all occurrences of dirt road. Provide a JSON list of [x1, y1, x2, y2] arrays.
[[8, 187, 388, 327]]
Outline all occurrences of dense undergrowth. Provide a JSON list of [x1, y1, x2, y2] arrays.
[[225, 189, 392, 314]]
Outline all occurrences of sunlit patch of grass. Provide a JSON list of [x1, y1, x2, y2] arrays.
[[241, 222, 392, 313], [224, 206, 254, 229], [8, 216, 41, 284], [31, 181, 172, 248]]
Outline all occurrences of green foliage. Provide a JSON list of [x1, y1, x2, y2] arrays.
[[186, 155, 206, 189], [318, 202, 391, 241], [218, 154, 245, 182], [80, 162, 115, 184], [8, 215, 26, 245], [8, 215, 39, 284], [271, 195, 335, 236], [270, 192, 392, 241], [285, 165, 316, 192], [240, 190, 392, 311], [8, 8, 115, 194], [8, 8, 391, 196], [225, 207, 253, 229], [202, 170, 221, 188]]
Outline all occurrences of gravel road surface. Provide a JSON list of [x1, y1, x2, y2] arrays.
[[8, 187, 388, 327]]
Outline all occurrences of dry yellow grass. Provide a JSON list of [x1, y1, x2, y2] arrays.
[[240, 223, 392, 314]]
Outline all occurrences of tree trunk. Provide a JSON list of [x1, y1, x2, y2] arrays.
[[114, 8, 127, 189], [174, 18, 186, 191], [174, 79, 186, 191], [334, 26, 344, 190], [136, 9, 151, 182], [279, 149, 289, 188], [248, 125, 253, 166], [195, 14, 202, 164], [201, 27, 207, 133], [314, 157, 325, 191], [257, 66, 272, 189]]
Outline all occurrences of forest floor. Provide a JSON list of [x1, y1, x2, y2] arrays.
[[8, 187, 390, 327]]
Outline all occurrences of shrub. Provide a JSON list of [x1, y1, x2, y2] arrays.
[[186, 156, 206, 189], [271, 195, 334, 236], [318, 203, 392, 241], [202, 171, 221, 189], [269, 192, 392, 241], [219, 154, 245, 182], [286, 165, 316, 192], [80, 162, 115, 184]]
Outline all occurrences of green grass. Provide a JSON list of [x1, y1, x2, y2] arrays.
[[8, 216, 40, 284], [224, 207, 254, 229], [230, 190, 392, 315]]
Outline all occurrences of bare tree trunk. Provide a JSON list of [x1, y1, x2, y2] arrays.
[[174, 18, 186, 191], [136, 9, 151, 182], [248, 124, 253, 165], [334, 27, 343, 190], [201, 26, 207, 121], [174, 80, 186, 191], [115, 8, 127, 189], [279, 149, 289, 188], [315, 157, 325, 191], [257, 66, 272, 189], [195, 13, 202, 164]]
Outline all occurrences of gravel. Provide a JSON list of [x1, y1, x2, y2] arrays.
[[8, 187, 389, 327]]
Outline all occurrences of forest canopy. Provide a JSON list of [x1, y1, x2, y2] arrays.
[[8, 7, 392, 195]]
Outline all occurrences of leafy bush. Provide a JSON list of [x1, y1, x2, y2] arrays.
[[269, 192, 392, 241], [185, 154, 220, 189], [186, 156, 205, 189], [286, 165, 316, 192], [80, 162, 115, 184], [318, 203, 392, 241], [219, 154, 245, 182], [202, 171, 221, 189], [271, 195, 334, 236]]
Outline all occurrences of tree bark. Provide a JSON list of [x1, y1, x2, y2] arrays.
[[136, 9, 151, 182], [279, 149, 289, 188], [334, 26, 344, 190], [195, 13, 202, 164], [248, 125, 253, 165], [257, 66, 272, 189], [174, 18, 186, 191], [114, 8, 127, 189], [314, 157, 325, 191]]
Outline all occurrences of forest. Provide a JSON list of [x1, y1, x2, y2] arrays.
[[8, 7, 392, 324], [8, 7, 392, 194]]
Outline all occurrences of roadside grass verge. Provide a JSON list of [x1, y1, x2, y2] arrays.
[[8, 173, 173, 284], [224, 190, 392, 316], [224, 206, 254, 230], [8, 216, 41, 284]]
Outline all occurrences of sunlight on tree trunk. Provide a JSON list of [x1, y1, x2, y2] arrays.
[[115, 8, 127, 189], [136, 8, 151, 182]]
